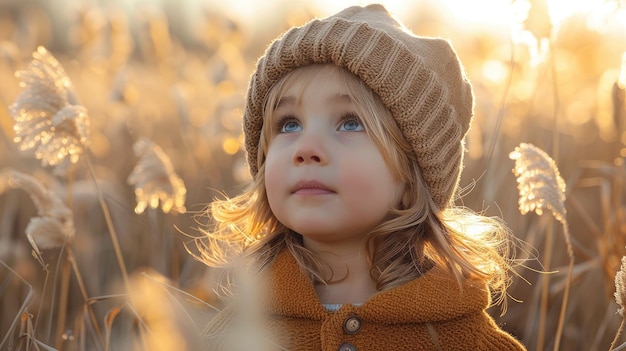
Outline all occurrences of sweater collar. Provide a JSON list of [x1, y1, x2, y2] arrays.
[[265, 249, 491, 324]]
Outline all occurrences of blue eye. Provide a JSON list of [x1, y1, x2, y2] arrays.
[[339, 114, 364, 131], [277, 117, 302, 133]]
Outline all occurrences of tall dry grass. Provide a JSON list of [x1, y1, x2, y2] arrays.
[[0, 0, 626, 350], [510, 142, 571, 351]]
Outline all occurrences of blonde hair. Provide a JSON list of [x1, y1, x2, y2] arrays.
[[199, 64, 515, 304]]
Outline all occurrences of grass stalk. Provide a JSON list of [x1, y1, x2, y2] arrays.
[[591, 303, 617, 350], [85, 154, 131, 292], [44, 246, 64, 344], [32, 257, 50, 341], [536, 221, 554, 351], [68, 248, 105, 349], [54, 253, 71, 350], [158, 210, 178, 279], [611, 319, 626, 351], [553, 223, 574, 351], [0, 260, 35, 350]]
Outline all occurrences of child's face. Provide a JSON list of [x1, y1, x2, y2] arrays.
[[264, 65, 405, 248]]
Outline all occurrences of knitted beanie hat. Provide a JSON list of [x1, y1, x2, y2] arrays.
[[243, 4, 474, 209]]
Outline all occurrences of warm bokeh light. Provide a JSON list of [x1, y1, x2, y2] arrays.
[[222, 136, 240, 155], [481, 60, 509, 85], [546, 0, 596, 28]]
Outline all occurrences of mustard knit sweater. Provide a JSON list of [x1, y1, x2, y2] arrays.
[[204, 250, 526, 351]]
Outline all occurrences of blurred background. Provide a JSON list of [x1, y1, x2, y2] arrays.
[[1, 0, 626, 350]]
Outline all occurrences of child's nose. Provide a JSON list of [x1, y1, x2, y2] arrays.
[[293, 130, 328, 166]]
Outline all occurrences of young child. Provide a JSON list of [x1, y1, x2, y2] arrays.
[[200, 4, 526, 350]]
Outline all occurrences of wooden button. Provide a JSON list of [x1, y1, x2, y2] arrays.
[[338, 342, 357, 351], [343, 314, 362, 334]]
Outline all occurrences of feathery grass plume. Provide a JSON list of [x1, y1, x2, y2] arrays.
[[510, 142, 572, 351], [201, 260, 281, 351], [509, 142, 567, 222], [9, 46, 90, 167], [0, 169, 74, 252], [2, 42, 139, 292], [128, 138, 186, 214], [611, 255, 626, 350], [125, 271, 204, 351]]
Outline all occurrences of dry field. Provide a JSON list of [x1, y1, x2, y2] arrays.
[[1, 0, 626, 350]]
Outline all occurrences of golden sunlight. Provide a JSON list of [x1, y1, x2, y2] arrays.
[[546, 0, 597, 27]]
